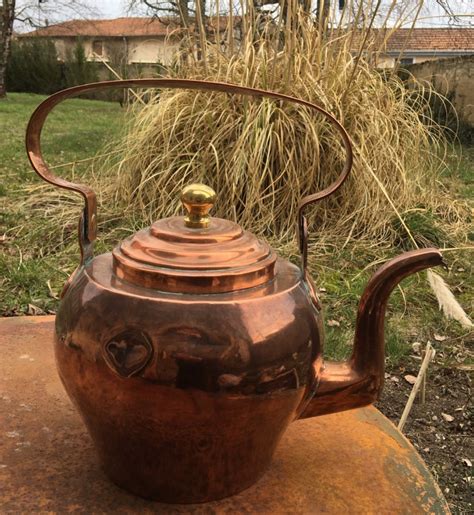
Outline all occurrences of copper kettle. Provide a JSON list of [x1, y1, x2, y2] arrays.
[[26, 79, 443, 503]]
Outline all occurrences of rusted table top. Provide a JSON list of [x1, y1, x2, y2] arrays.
[[1, 316, 449, 514]]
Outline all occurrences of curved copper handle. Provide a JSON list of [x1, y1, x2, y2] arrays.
[[26, 79, 353, 267]]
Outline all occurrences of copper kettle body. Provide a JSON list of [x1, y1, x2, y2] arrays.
[[26, 79, 443, 503]]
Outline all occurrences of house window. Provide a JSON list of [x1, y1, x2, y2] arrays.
[[399, 57, 414, 66], [92, 40, 104, 56]]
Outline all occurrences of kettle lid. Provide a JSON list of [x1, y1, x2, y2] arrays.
[[112, 184, 277, 294]]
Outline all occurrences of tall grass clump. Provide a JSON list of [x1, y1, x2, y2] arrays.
[[18, 1, 469, 263], [92, 8, 465, 254], [9, 1, 472, 327]]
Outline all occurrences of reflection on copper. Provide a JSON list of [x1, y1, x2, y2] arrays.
[[25, 78, 443, 503], [113, 216, 277, 293]]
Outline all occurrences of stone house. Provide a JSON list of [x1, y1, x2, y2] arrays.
[[18, 20, 474, 69], [17, 17, 183, 66]]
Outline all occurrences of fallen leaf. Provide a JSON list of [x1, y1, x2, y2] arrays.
[[327, 319, 340, 327], [412, 342, 422, 354], [456, 364, 474, 371], [462, 458, 472, 467], [442, 413, 454, 422], [404, 374, 417, 385], [434, 334, 447, 342], [46, 280, 59, 300], [27, 304, 45, 315], [319, 287, 327, 292], [390, 376, 400, 383]]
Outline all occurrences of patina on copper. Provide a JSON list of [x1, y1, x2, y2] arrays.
[[25, 79, 444, 503]]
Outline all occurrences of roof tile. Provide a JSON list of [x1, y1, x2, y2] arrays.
[[19, 17, 178, 38], [20, 19, 474, 52]]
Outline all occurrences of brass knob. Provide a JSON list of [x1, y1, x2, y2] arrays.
[[181, 184, 216, 229]]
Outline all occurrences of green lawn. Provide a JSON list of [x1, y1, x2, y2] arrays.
[[0, 92, 122, 184], [1, 93, 472, 366], [1, 92, 123, 314]]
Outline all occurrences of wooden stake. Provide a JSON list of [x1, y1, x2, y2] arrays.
[[420, 347, 427, 405], [398, 342, 435, 432]]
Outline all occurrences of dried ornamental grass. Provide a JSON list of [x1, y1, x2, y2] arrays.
[[12, 7, 472, 328], [427, 269, 473, 328], [91, 14, 465, 254]]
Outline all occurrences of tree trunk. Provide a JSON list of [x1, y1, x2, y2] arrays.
[[0, 0, 15, 98]]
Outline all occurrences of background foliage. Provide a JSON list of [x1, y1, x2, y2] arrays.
[[6, 38, 99, 94]]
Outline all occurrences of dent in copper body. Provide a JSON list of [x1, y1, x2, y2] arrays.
[[25, 79, 444, 504]]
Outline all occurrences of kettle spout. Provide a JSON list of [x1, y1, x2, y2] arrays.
[[299, 248, 443, 419], [352, 248, 444, 396]]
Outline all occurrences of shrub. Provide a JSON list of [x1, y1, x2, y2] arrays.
[[6, 38, 62, 94], [6, 39, 102, 95], [64, 41, 98, 88]]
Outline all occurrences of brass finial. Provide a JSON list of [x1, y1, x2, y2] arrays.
[[181, 184, 216, 228]]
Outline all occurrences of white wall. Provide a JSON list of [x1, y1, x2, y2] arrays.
[[127, 37, 179, 65], [45, 36, 178, 65], [376, 54, 452, 68]]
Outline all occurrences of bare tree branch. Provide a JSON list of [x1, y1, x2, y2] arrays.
[[1, 0, 98, 97]]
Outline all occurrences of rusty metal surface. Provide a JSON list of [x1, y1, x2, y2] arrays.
[[1, 316, 449, 513]]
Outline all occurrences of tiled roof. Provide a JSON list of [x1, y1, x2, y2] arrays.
[[380, 28, 474, 52], [18, 17, 178, 37], [18, 16, 233, 38], [341, 27, 474, 52], [19, 20, 474, 52]]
